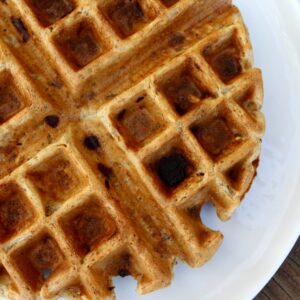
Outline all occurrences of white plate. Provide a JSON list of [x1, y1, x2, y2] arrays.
[[112, 1, 300, 299], [2, 1, 300, 300]]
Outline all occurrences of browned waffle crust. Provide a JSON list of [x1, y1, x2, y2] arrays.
[[0, 0, 265, 299]]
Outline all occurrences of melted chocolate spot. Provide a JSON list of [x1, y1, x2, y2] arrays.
[[156, 153, 189, 187]]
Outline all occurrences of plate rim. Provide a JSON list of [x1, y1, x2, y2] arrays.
[[223, 0, 300, 299]]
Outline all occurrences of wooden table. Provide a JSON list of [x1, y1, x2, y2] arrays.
[[255, 237, 300, 299]]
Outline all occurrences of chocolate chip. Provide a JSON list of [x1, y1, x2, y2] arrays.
[[212, 49, 241, 82], [156, 153, 190, 187], [136, 96, 144, 103], [42, 268, 52, 280], [117, 109, 126, 121], [11, 17, 30, 43], [227, 166, 239, 182], [104, 179, 110, 190], [97, 163, 113, 178], [252, 158, 259, 168], [44, 115, 59, 128], [168, 32, 185, 48], [85, 91, 96, 100], [84, 135, 100, 150], [132, 2, 144, 18], [48, 79, 63, 89], [187, 205, 200, 219], [161, 0, 178, 7], [118, 268, 129, 277]]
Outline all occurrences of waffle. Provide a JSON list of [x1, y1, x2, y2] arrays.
[[0, 0, 264, 299]]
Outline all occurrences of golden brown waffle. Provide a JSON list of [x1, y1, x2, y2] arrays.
[[0, 0, 264, 299]]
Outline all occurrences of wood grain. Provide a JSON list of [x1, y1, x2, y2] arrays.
[[256, 237, 300, 300]]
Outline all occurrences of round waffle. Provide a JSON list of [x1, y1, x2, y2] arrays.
[[0, 0, 264, 299]]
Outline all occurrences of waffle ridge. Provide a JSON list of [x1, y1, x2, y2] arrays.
[[0, 0, 265, 299]]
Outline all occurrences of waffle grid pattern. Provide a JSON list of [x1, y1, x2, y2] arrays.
[[0, 1, 264, 299]]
